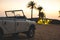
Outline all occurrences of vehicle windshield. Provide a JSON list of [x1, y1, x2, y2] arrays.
[[5, 10, 26, 19]]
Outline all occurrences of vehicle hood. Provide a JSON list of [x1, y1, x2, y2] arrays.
[[26, 20, 36, 24]]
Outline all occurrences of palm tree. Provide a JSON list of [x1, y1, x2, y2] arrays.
[[27, 1, 36, 19], [59, 11, 60, 17], [37, 6, 43, 18], [37, 6, 46, 24]]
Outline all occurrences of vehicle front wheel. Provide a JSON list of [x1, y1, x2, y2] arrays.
[[26, 27, 35, 38]]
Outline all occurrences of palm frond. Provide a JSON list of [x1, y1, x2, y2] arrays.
[[27, 1, 35, 7], [27, 5, 31, 7], [37, 6, 43, 11]]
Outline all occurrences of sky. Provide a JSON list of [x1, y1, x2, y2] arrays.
[[0, 0, 60, 20]]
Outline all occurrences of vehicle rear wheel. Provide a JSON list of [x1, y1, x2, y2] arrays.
[[26, 25, 35, 38], [0, 29, 3, 40], [12, 33, 19, 38]]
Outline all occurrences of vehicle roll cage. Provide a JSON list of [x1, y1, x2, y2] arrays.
[[5, 10, 25, 17]]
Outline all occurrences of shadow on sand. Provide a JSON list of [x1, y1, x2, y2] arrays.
[[3, 34, 35, 40]]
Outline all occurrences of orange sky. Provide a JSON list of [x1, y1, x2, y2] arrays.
[[0, 0, 60, 20]]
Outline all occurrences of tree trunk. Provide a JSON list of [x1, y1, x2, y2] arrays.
[[59, 11, 60, 17], [31, 8, 33, 19], [39, 10, 40, 18]]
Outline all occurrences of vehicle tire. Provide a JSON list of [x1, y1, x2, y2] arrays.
[[12, 33, 19, 38], [0, 29, 3, 40], [26, 25, 35, 38]]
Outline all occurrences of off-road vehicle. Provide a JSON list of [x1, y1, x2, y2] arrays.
[[0, 10, 36, 39]]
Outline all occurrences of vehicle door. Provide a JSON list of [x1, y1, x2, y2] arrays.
[[16, 19, 29, 32], [3, 18, 16, 34]]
